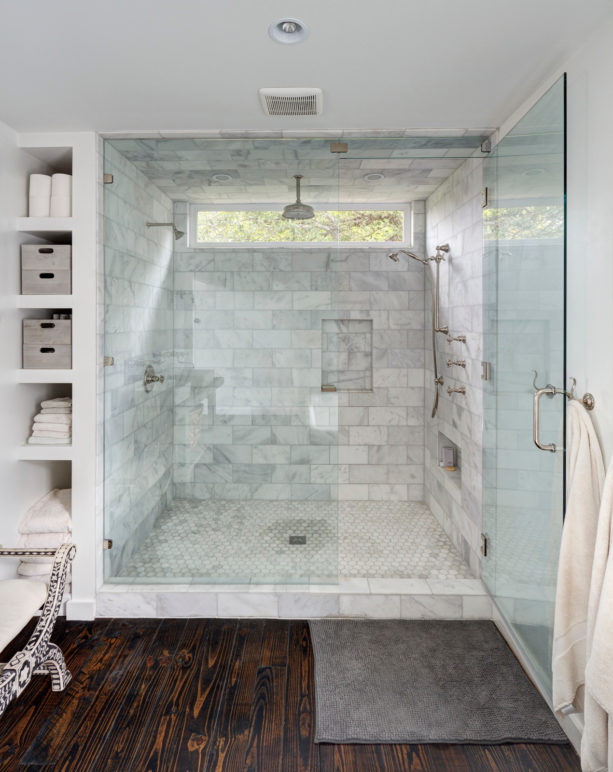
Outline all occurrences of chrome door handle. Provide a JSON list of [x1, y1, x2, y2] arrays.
[[533, 386, 562, 452]]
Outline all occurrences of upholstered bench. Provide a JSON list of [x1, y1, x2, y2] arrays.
[[0, 543, 75, 716]]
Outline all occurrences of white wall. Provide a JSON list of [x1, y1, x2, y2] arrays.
[[493, 15, 613, 464], [0, 121, 71, 579], [565, 17, 613, 463]]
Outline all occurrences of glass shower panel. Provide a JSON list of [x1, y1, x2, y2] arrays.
[[103, 137, 341, 584], [482, 76, 566, 693]]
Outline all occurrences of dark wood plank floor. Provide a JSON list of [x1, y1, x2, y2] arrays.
[[0, 619, 580, 771]]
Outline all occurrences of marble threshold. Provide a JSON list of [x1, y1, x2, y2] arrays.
[[96, 577, 492, 619]]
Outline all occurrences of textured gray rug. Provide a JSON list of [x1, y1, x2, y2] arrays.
[[309, 620, 567, 744]]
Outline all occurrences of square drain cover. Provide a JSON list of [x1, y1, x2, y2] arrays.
[[289, 535, 307, 545]]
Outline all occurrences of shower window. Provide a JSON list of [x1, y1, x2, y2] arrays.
[[190, 204, 410, 246]]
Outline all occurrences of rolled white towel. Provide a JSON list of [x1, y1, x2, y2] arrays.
[[40, 397, 71, 409], [40, 407, 72, 415], [18, 532, 71, 549], [19, 489, 71, 535], [34, 414, 72, 425], [28, 436, 71, 445], [31, 431, 72, 439]]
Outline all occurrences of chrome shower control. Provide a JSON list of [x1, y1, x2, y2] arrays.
[[144, 365, 165, 392], [447, 359, 466, 368], [447, 386, 466, 395]]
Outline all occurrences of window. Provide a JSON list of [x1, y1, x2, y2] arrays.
[[189, 204, 411, 247]]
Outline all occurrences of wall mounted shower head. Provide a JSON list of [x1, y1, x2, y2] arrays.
[[146, 222, 185, 240]]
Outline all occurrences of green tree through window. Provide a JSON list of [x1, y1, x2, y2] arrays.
[[196, 209, 404, 243]]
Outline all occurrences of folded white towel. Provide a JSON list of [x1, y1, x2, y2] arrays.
[[19, 489, 71, 535], [31, 431, 72, 439], [552, 400, 605, 717], [18, 532, 71, 548], [582, 457, 613, 771], [40, 407, 72, 415], [40, 397, 71, 409], [32, 423, 72, 433], [34, 414, 72, 425], [27, 436, 71, 445], [18, 561, 55, 576]]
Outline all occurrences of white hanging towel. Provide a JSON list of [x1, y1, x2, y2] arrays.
[[552, 400, 605, 717], [582, 457, 613, 771]]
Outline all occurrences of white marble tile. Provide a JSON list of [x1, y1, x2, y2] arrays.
[[217, 593, 279, 617], [96, 592, 157, 617], [462, 595, 493, 619], [368, 578, 431, 594], [400, 594, 463, 619], [157, 592, 218, 617], [426, 578, 486, 595], [278, 593, 340, 618], [339, 594, 401, 618]]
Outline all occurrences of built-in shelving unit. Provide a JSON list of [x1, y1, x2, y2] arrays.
[[6, 132, 98, 620], [15, 445, 74, 461], [15, 369, 74, 384], [15, 295, 73, 309]]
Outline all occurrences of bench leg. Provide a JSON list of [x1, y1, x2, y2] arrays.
[[37, 643, 72, 692]]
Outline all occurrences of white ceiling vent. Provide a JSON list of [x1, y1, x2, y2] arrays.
[[259, 88, 323, 117]]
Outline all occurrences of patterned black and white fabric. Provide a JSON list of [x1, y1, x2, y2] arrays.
[[0, 543, 76, 716]]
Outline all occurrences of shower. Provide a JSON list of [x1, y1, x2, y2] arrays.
[[146, 222, 185, 240], [389, 245, 450, 418]]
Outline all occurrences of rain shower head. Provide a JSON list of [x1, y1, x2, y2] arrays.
[[282, 175, 314, 220], [146, 222, 185, 240]]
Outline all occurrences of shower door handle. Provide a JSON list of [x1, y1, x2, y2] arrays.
[[533, 386, 562, 452]]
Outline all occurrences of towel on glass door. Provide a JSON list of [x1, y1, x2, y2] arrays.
[[552, 400, 605, 717], [582, 457, 613, 771]]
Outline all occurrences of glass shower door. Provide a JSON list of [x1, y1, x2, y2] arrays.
[[482, 76, 566, 693]]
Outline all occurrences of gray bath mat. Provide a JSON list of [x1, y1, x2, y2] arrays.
[[309, 620, 567, 744]]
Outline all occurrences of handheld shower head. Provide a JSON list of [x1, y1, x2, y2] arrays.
[[388, 249, 429, 265]]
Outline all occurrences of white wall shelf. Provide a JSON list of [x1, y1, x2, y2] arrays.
[[16, 217, 73, 234], [15, 369, 73, 383], [15, 295, 73, 309], [15, 445, 73, 461]]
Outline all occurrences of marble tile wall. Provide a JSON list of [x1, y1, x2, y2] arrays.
[[171, 201, 427, 502], [424, 159, 485, 575], [102, 144, 175, 573]]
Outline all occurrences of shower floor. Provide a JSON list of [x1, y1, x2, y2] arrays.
[[121, 500, 474, 584]]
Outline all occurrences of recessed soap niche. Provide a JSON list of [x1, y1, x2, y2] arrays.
[[437, 431, 461, 488], [321, 319, 373, 392]]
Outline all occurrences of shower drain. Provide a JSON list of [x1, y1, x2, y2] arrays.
[[289, 535, 307, 545]]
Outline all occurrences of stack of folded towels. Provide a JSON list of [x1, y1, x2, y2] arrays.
[[28, 397, 72, 445], [17, 489, 72, 586]]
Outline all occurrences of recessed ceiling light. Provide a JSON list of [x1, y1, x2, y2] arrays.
[[268, 18, 309, 44], [211, 173, 233, 182], [363, 173, 385, 181]]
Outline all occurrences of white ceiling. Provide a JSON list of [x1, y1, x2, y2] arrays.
[[0, 0, 610, 133]]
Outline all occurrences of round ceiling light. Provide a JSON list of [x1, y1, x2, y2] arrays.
[[268, 18, 309, 44], [363, 173, 385, 182], [211, 173, 233, 182]]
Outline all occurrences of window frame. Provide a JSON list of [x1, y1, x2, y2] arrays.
[[188, 202, 414, 249]]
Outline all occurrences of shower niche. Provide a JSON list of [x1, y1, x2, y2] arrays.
[[321, 319, 373, 392], [438, 431, 461, 488]]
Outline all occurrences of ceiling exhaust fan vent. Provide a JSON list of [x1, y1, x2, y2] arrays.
[[259, 88, 323, 117]]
